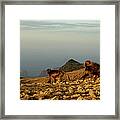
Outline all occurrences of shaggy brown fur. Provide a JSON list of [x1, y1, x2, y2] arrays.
[[81, 60, 100, 79], [47, 69, 65, 83]]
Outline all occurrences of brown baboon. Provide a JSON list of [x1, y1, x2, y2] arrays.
[[84, 60, 93, 71], [47, 69, 65, 84], [85, 60, 99, 73], [81, 60, 100, 79]]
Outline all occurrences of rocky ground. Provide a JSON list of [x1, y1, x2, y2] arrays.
[[20, 70, 100, 100]]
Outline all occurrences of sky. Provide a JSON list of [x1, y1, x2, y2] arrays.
[[20, 20, 100, 75]]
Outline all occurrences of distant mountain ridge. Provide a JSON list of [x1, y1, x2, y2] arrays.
[[21, 59, 100, 77]]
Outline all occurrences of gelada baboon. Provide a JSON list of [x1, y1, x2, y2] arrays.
[[82, 60, 100, 78], [46, 69, 65, 84], [84, 60, 93, 71]]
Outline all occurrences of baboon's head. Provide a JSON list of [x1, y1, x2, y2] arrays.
[[84, 60, 93, 67], [46, 69, 51, 73]]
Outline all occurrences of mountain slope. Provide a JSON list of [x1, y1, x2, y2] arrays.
[[59, 59, 83, 72]]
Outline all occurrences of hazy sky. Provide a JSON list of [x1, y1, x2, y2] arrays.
[[20, 20, 100, 72]]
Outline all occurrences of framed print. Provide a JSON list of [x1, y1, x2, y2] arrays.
[[0, 0, 119, 119]]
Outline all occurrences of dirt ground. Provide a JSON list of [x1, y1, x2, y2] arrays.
[[20, 69, 100, 100]]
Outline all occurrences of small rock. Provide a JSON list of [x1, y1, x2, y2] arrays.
[[77, 96, 83, 100], [51, 96, 59, 100], [89, 89, 96, 98], [54, 92, 62, 96], [79, 79, 83, 83], [66, 82, 69, 84], [65, 91, 70, 95], [91, 80, 94, 83], [77, 86, 82, 90], [86, 89, 90, 92], [81, 94, 86, 96], [71, 94, 80, 99], [63, 87, 67, 91], [63, 95, 70, 100], [39, 91, 44, 95], [68, 87, 74, 94], [39, 97, 43, 100], [53, 83, 56, 85], [24, 94, 29, 99], [77, 88, 82, 93]]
